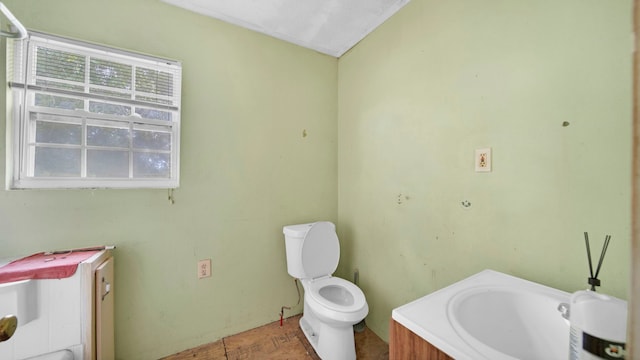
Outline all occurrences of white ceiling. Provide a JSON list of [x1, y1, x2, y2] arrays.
[[161, 0, 410, 57]]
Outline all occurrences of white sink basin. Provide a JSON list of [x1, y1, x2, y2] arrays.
[[392, 270, 571, 360], [448, 286, 570, 360]]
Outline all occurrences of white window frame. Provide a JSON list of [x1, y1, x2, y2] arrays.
[[7, 31, 182, 189]]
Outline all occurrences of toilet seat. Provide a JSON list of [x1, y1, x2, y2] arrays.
[[307, 277, 367, 313]]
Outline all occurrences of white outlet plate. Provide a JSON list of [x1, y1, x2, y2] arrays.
[[475, 148, 492, 172], [198, 259, 212, 279]]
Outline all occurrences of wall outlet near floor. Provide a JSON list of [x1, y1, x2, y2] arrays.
[[198, 259, 212, 279], [475, 148, 492, 172]]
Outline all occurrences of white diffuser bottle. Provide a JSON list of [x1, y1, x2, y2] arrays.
[[569, 290, 627, 360]]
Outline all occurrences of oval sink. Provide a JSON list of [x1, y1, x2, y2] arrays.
[[448, 286, 570, 360]]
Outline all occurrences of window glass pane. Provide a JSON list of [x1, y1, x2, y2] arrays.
[[133, 152, 170, 178], [87, 150, 129, 177], [15, 34, 181, 188], [34, 147, 81, 177], [35, 46, 85, 83], [89, 87, 131, 99], [36, 121, 82, 145], [135, 95, 173, 106], [90, 58, 132, 90], [89, 101, 131, 116], [87, 125, 130, 147], [133, 130, 171, 151], [36, 79, 84, 92], [135, 107, 172, 121], [136, 67, 173, 96], [35, 93, 84, 110]]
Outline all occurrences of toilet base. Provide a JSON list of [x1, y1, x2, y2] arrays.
[[299, 314, 356, 360]]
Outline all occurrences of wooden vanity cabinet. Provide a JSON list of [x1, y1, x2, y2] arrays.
[[389, 318, 453, 360], [81, 250, 115, 360], [0, 250, 114, 360]]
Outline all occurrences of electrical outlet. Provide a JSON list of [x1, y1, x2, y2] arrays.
[[475, 148, 492, 172], [198, 259, 211, 279]]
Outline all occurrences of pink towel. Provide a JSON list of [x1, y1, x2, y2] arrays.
[[0, 251, 100, 284]]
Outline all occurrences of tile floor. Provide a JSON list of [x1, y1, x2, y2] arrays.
[[160, 314, 389, 360]]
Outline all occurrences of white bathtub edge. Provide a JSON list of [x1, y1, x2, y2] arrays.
[[391, 269, 570, 360]]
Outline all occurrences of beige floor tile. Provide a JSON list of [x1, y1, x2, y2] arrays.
[[161, 315, 387, 360], [160, 339, 226, 360], [224, 316, 318, 360]]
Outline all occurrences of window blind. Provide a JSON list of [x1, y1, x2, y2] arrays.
[[8, 32, 182, 189]]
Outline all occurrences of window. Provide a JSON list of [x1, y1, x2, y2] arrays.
[[8, 32, 182, 189]]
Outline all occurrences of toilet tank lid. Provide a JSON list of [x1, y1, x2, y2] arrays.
[[283, 223, 314, 237]]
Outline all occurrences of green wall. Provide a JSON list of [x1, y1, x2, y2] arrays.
[[0, 0, 634, 357], [0, 0, 337, 359], [337, 0, 633, 341]]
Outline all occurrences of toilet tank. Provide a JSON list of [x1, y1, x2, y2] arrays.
[[283, 223, 314, 279]]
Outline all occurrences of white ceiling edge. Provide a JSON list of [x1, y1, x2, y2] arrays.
[[332, 0, 409, 57], [161, 0, 410, 58]]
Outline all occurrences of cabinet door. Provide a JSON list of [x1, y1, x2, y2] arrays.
[[95, 258, 114, 360]]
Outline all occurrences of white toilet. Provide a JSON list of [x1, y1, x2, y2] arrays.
[[283, 221, 368, 360]]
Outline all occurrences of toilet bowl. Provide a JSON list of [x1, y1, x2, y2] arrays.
[[283, 221, 368, 360], [304, 277, 367, 324]]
